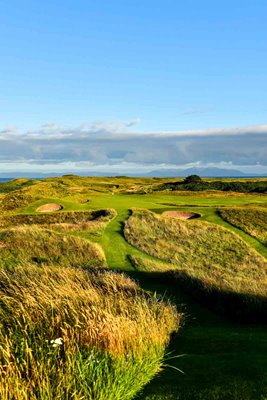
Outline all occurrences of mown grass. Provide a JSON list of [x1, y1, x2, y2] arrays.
[[2, 175, 267, 215], [133, 271, 267, 400], [124, 209, 267, 319], [0, 264, 180, 399], [219, 207, 267, 245]]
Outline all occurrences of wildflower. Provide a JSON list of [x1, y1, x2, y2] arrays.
[[49, 337, 64, 348]]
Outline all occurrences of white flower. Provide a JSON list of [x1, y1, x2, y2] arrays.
[[49, 337, 63, 347]]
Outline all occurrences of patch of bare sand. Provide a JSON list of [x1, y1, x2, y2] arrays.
[[162, 211, 200, 220], [37, 203, 63, 213]]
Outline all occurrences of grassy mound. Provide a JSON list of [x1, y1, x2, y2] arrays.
[[0, 227, 105, 269], [0, 209, 116, 237], [0, 178, 37, 194], [219, 207, 267, 245], [0, 265, 180, 400], [125, 209, 267, 319], [0, 190, 34, 211], [0, 209, 116, 227]]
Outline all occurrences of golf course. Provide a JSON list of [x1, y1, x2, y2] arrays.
[[0, 175, 267, 399]]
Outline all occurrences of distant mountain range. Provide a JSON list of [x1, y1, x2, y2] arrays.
[[0, 167, 266, 180], [145, 167, 266, 178]]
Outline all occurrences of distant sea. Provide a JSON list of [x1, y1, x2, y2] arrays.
[[0, 178, 11, 182]]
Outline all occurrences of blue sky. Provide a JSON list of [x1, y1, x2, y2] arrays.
[[0, 1, 267, 174]]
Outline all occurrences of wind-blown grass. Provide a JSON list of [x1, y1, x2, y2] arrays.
[[0, 265, 180, 400], [0, 227, 106, 269], [219, 207, 267, 245]]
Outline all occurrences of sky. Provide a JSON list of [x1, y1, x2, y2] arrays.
[[0, 0, 267, 175]]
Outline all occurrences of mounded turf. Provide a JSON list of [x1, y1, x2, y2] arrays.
[[0, 227, 106, 269], [219, 206, 267, 245]]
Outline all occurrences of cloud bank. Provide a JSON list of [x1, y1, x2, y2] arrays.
[[0, 122, 267, 174]]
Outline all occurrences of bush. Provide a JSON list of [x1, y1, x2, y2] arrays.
[[183, 175, 202, 184], [157, 180, 267, 194]]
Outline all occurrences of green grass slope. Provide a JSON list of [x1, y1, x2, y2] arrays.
[[0, 227, 106, 269], [124, 209, 267, 319], [219, 207, 267, 245]]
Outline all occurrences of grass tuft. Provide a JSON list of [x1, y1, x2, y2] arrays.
[[0, 265, 181, 399]]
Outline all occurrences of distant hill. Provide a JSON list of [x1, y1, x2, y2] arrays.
[[145, 167, 264, 178], [0, 167, 266, 180]]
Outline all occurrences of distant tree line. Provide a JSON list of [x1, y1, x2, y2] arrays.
[[158, 175, 267, 193]]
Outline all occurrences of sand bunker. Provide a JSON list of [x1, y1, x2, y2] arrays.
[[162, 211, 200, 220], [80, 199, 90, 204], [37, 203, 63, 213]]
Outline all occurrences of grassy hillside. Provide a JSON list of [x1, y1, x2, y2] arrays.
[[0, 209, 116, 238], [0, 227, 106, 269], [219, 207, 267, 245], [124, 209, 267, 319]]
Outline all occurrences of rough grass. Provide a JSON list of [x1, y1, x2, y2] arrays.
[[124, 209, 267, 318], [130, 255, 178, 273], [0, 178, 37, 194], [219, 207, 267, 245], [0, 227, 106, 269], [0, 190, 34, 211], [0, 264, 180, 400], [0, 209, 116, 237]]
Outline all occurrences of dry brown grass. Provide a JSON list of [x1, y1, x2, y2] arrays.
[[0, 265, 181, 399], [0, 265, 179, 354]]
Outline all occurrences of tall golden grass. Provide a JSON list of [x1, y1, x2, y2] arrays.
[[0, 226, 106, 269], [220, 207, 267, 245], [0, 264, 180, 399]]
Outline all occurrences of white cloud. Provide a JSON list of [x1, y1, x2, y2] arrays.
[[91, 118, 141, 133], [0, 126, 17, 134], [0, 122, 266, 173]]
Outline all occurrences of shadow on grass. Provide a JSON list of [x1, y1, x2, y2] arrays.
[[126, 268, 267, 324], [123, 269, 267, 400]]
